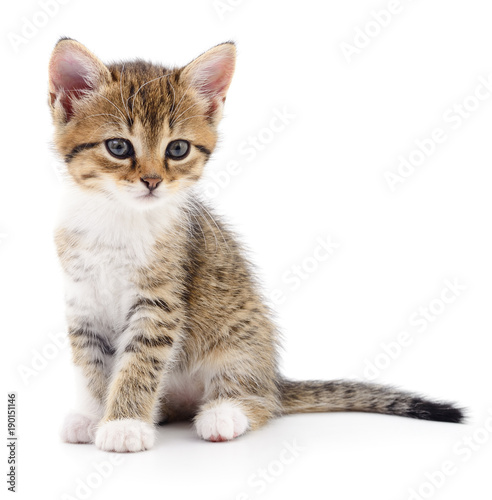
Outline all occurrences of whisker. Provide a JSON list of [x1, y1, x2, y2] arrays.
[[77, 113, 127, 127], [92, 92, 128, 121], [187, 198, 221, 253], [79, 121, 124, 144], [191, 213, 207, 251], [129, 72, 173, 112], [179, 199, 208, 251], [186, 198, 210, 251], [172, 114, 210, 128], [169, 81, 195, 122], [170, 101, 202, 127], [198, 202, 230, 253], [167, 80, 176, 121], [193, 206, 217, 252]]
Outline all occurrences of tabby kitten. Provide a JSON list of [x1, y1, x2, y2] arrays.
[[49, 39, 463, 452]]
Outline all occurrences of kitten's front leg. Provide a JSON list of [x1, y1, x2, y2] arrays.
[[61, 325, 113, 444], [95, 298, 182, 453], [61, 368, 102, 444]]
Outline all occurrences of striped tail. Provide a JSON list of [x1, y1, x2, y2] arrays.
[[279, 379, 464, 423]]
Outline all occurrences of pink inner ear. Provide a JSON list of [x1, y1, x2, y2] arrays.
[[49, 50, 98, 118], [51, 56, 93, 93], [193, 52, 235, 101], [190, 51, 235, 117], [51, 58, 91, 92]]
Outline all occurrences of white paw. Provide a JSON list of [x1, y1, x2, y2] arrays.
[[195, 401, 249, 442], [95, 419, 155, 452], [61, 413, 97, 444]]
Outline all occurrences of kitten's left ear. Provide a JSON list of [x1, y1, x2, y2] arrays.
[[181, 42, 236, 121], [48, 38, 111, 121]]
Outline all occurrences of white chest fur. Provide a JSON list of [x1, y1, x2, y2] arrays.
[[57, 186, 184, 335], [64, 239, 140, 333]]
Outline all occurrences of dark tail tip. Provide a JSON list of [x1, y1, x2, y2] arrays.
[[407, 398, 466, 424]]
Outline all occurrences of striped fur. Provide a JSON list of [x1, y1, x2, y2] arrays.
[[49, 40, 463, 452]]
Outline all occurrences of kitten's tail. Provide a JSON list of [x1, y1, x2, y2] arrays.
[[278, 379, 465, 423]]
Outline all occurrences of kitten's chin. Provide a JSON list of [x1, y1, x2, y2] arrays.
[[134, 196, 170, 211]]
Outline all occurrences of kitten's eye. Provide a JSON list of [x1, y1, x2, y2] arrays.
[[105, 138, 133, 159], [166, 140, 190, 160]]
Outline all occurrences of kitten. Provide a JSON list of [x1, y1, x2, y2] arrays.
[[49, 39, 463, 452]]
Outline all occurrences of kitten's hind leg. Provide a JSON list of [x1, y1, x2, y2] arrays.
[[194, 398, 250, 442], [194, 370, 280, 442]]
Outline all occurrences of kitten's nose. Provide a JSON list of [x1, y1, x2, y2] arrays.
[[141, 176, 162, 192]]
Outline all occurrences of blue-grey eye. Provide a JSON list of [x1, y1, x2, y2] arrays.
[[166, 140, 190, 160], [105, 138, 133, 159]]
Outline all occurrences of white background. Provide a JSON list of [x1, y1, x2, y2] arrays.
[[2, 0, 491, 498]]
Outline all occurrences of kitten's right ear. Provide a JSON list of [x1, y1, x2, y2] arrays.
[[49, 38, 111, 121]]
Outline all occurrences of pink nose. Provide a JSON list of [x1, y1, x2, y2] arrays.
[[141, 176, 162, 191]]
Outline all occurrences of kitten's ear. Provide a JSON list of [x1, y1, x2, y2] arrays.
[[48, 38, 111, 121], [181, 42, 236, 120]]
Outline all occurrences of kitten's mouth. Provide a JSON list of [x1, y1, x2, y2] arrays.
[[137, 191, 159, 200], [128, 188, 164, 206]]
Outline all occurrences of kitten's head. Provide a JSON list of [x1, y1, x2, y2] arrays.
[[48, 39, 235, 209]]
